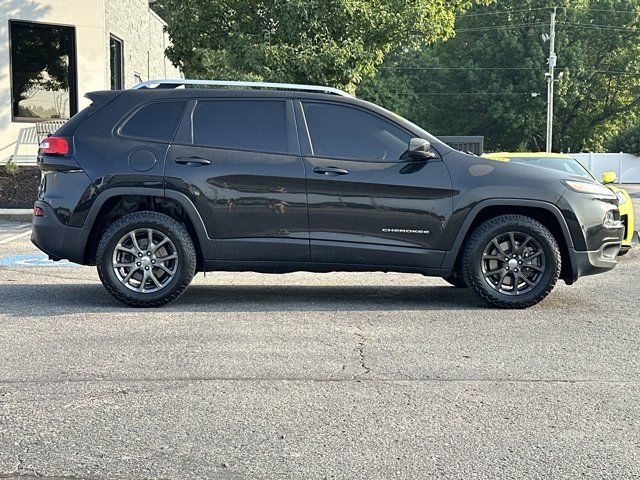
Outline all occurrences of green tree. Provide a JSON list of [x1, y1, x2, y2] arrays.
[[609, 123, 640, 154], [152, 0, 490, 94], [359, 0, 640, 152]]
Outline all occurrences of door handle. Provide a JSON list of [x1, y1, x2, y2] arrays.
[[313, 166, 349, 176], [175, 157, 212, 166]]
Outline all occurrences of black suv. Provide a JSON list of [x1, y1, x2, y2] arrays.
[[32, 80, 624, 308]]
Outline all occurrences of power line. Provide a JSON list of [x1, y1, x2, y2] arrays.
[[589, 70, 640, 74], [563, 7, 640, 15], [456, 23, 548, 32], [459, 6, 640, 18], [453, 21, 638, 34], [460, 7, 555, 18], [378, 66, 536, 70], [558, 21, 639, 31], [378, 67, 640, 75], [391, 92, 539, 96]]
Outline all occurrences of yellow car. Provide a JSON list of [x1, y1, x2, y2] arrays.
[[483, 152, 638, 255]]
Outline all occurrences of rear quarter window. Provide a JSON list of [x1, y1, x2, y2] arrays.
[[119, 101, 187, 142]]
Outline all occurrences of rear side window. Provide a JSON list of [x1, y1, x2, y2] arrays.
[[192, 100, 288, 154], [120, 101, 186, 142], [303, 103, 411, 162]]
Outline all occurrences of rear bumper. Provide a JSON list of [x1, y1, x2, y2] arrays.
[[31, 201, 88, 264]]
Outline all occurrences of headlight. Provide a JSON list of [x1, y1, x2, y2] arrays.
[[562, 180, 616, 198], [615, 191, 627, 205], [603, 210, 623, 229]]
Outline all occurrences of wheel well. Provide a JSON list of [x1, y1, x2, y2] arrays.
[[84, 195, 203, 270], [453, 205, 573, 282]]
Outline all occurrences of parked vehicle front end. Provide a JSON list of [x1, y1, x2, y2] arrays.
[[482, 152, 636, 257], [555, 179, 625, 281]]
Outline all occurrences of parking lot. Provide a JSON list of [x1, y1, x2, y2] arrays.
[[0, 194, 639, 479]]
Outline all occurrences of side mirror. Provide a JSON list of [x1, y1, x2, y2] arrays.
[[407, 138, 436, 160], [602, 171, 617, 184]]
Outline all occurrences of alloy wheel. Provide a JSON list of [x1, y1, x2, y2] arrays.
[[481, 231, 546, 295], [112, 228, 178, 293]]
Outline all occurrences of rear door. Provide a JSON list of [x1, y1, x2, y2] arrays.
[[297, 101, 453, 269], [165, 98, 309, 262]]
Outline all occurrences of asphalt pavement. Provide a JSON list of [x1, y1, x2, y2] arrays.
[[0, 202, 639, 479]]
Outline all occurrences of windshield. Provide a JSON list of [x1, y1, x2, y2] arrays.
[[506, 156, 595, 180]]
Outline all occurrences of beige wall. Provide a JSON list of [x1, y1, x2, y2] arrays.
[[105, 0, 180, 88], [0, 0, 181, 163]]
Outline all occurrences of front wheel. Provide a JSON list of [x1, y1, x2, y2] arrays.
[[96, 211, 197, 307], [442, 271, 467, 288], [461, 215, 561, 308]]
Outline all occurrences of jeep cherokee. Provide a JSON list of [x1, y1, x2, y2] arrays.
[[31, 80, 625, 308]]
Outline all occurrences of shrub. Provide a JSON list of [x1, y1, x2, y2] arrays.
[[5, 156, 18, 175]]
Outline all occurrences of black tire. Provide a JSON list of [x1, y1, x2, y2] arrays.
[[461, 215, 561, 309], [96, 211, 196, 307], [442, 271, 467, 288]]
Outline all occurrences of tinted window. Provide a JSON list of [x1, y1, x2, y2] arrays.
[[193, 100, 288, 153], [303, 103, 411, 161], [121, 101, 186, 142]]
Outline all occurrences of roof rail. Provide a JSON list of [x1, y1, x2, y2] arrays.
[[130, 79, 353, 97]]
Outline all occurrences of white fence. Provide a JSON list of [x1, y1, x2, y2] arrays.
[[572, 152, 640, 184]]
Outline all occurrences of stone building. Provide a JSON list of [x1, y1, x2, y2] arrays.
[[0, 0, 181, 163]]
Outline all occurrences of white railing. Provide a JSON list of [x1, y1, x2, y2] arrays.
[[1, 120, 67, 165], [572, 152, 640, 184]]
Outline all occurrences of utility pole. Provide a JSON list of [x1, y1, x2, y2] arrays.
[[545, 7, 557, 153]]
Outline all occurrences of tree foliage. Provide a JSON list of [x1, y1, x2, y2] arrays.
[[609, 124, 640, 154], [152, 0, 489, 94], [358, 0, 640, 152]]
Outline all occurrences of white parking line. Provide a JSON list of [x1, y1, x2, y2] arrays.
[[0, 230, 32, 244]]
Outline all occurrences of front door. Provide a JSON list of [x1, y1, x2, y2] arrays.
[[165, 98, 309, 262], [298, 101, 453, 269]]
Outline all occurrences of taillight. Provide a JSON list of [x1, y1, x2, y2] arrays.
[[33, 206, 45, 217], [39, 136, 69, 156]]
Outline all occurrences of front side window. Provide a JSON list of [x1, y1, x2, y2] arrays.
[[109, 35, 124, 90], [192, 100, 289, 154], [10, 20, 77, 120], [303, 103, 411, 161], [120, 101, 187, 142]]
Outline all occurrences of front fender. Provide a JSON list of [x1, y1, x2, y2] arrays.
[[439, 198, 575, 271]]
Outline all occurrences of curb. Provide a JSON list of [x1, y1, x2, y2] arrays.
[[0, 209, 32, 222]]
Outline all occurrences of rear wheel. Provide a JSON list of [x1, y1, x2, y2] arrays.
[[96, 211, 196, 307], [461, 215, 561, 308]]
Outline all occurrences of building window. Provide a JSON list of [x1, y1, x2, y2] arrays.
[[109, 35, 124, 90], [9, 20, 77, 121]]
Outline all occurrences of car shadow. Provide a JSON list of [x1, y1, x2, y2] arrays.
[[0, 282, 488, 316]]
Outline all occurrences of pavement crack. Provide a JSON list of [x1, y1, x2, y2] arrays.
[[352, 328, 371, 379]]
